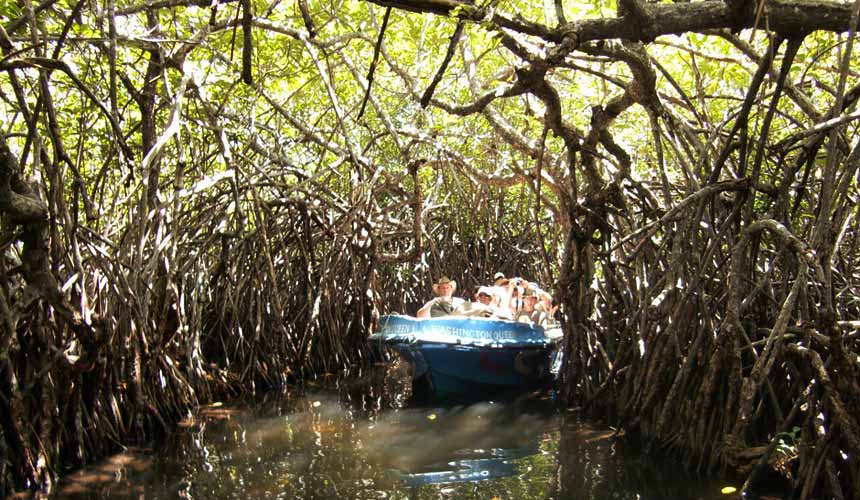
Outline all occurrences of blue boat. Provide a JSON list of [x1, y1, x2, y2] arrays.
[[369, 315, 560, 396]]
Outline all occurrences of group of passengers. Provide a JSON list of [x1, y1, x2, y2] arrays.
[[416, 273, 558, 328]]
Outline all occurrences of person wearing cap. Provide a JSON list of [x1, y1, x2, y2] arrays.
[[516, 286, 549, 325], [452, 286, 499, 317], [535, 290, 559, 325], [416, 276, 465, 318], [454, 285, 512, 319], [487, 276, 523, 318], [506, 277, 527, 316], [475, 286, 495, 306]]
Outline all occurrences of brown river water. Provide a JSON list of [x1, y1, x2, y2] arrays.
[[45, 364, 753, 499]]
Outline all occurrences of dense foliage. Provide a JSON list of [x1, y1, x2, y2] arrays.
[[1, 0, 860, 497]]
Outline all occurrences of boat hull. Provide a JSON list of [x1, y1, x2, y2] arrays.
[[370, 315, 555, 397]]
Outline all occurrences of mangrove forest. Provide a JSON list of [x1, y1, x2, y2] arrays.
[[2, 0, 860, 497]]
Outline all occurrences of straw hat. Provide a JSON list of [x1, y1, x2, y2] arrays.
[[522, 287, 538, 298], [432, 276, 457, 294]]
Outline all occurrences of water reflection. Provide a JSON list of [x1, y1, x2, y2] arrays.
[[50, 370, 732, 500]]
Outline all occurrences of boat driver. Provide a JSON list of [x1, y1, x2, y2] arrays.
[[416, 276, 465, 318]]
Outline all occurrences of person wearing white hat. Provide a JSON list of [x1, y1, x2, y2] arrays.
[[475, 286, 496, 306], [451, 286, 497, 317], [416, 276, 465, 318], [474, 285, 513, 319]]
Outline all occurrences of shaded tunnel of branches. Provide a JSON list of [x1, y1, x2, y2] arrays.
[[2, 0, 860, 498]]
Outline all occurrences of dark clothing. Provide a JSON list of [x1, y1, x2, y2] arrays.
[[430, 300, 455, 317]]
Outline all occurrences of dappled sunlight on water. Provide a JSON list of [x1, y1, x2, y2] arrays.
[[49, 369, 734, 499]]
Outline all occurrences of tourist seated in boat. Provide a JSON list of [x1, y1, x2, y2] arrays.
[[451, 286, 494, 317], [492, 277, 524, 319], [477, 286, 512, 319], [453, 285, 513, 319], [503, 277, 527, 317], [536, 290, 559, 326], [475, 286, 495, 307], [515, 287, 545, 325], [416, 276, 465, 318]]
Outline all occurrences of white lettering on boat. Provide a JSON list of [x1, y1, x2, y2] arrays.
[[382, 321, 539, 343], [384, 324, 412, 336]]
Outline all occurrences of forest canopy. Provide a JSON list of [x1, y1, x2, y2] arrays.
[[2, 0, 860, 498]]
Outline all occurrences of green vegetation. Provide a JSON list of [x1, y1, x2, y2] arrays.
[[1, 0, 860, 498]]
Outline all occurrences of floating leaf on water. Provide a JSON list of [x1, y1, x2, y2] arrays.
[[313, 401, 322, 407], [211, 402, 223, 407], [721, 486, 738, 494], [427, 413, 437, 420]]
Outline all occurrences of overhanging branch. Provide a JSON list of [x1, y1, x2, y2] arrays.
[[365, 0, 853, 41]]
